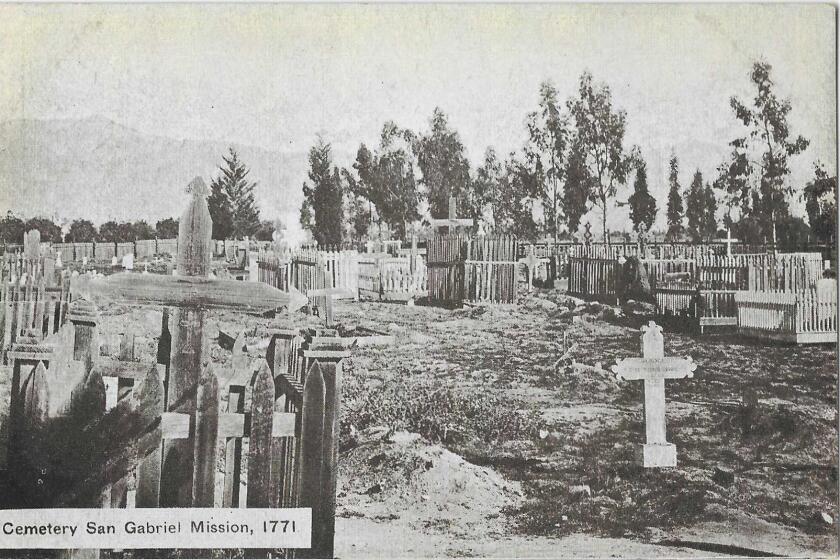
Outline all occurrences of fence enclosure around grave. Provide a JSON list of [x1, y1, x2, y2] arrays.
[[426, 235, 519, 304], [358, 255, 427, 302], [735, 289, 838, 344]]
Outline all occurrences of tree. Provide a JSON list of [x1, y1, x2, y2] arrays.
[[253, 220, 275, 242], [131, 220, 156, 240], [665, 155, 684, 240], [0, 212, 25, 244], [469, 148, 503, 231], [567, 72, 637, 241], [155, 218, 179, 238], [24, 217, 63, 243], [802, 163, 837, 245], [685, 170, 705, 242], [494, 154, 539, 238], [67, 219, 97, 242], [413, 108, 471, 219], [97, 220, 121, 243], [301, 138, 343, 246], [524, 81, 569, 241], [628, 160, 657, 234], [349, 124, 421, 239], [702, 183, 719, 242], [209, 148, 261, 239], [562, 141, 594, 237], [715, 61, 810, 243]]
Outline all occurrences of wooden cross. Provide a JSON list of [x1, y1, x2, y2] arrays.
[[70, 177, 307, 506], [307, 287, 354, 327], [611, 321, 696, 468], [429, 195, 472, 234], [714, 228, 740, 257], [518, 251, 548, 292]]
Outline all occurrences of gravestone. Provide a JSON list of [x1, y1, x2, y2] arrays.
[[612, 321, 696, 467]]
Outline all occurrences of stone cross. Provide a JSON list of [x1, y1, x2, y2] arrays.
[[71, 176, 307, 506], [611, 321, 696, 468], [306, 287, 354, 327], [714, 228, 740, 257], [518, 251, 548, 293], [429, 195, 472, 234]]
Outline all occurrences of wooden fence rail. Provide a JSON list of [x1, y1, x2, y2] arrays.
[[735, 289, 837, 344]]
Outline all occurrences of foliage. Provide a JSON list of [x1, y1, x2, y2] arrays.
[[22, 217, 63, 243], [97, 221, 134, 243], [665, 155, 684, 240], [714, 61, 810, 243], [567, 72, 637, 240], [131, 220, 156, 240], [301, 138, 344, 246], [66, 219, 97, 242], [627, 160, 656, 233], [684, 170, 706, 242], [350, 124, 421, 239], [0, 212, 25, 244], [562, 141, 594, 236], [702, 182, 719, 241], [342, 372, 537, 447], [524, 81, 569, 241], [209, 148, 261, 239], [802, 163, 837, 245], [341, 171, 371, 242], [155, 217, 179, 239], [496, 154, 540, 238], [413, 108, 471, 219], [468, 148, 503, 231], [253, 220, 275, 241]]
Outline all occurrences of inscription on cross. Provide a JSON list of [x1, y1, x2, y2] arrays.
[[71, 177, 307, 506], [611, 321, 696, 468]]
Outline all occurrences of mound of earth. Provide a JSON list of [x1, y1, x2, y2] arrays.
[[337, 430, 521, 536]]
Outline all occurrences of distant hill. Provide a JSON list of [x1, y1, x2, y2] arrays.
[[0, 116, 313, 226]]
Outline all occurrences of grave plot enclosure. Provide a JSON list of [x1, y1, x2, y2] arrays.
[[426, 234, 520, 304]]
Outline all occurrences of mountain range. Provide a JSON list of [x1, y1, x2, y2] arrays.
[[0, 116, 312, 227]]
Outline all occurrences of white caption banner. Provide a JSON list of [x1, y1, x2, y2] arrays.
[[0, 508, 311, 549]]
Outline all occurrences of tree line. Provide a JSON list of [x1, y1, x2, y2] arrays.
[[300, 61, 836, 247], [1, 147, 277, 245]]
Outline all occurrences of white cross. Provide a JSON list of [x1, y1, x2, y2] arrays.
[[714, 228, 740, 257], [518, 251, 548, 293], [611, 321, 696, 468]]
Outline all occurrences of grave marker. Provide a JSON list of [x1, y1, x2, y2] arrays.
[[518, 251, 548, 292], [429, 195, 472, 234], [611, 321, 696, 467], [70, 177, 307, 506]]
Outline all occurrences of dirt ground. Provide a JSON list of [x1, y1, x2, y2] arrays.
[[1, 283, 836, 558]]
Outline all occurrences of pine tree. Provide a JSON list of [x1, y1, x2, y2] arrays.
[[301, 139, 344, 246], [702, 183, 719, 241], [209, 148, 261, 239], [665, 155, 684, 240], [685, 170, 705, 242], [628, 161, 657, 233]]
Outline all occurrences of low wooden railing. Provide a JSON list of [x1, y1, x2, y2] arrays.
[[735, 289, 837, 343]]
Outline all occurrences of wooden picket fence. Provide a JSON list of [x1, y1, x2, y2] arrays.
[[427, 235, 519, 305], [567, 256, 622, 303], [654, 283, 739, 332], [358, 255, 427, 302], [735, 289, 837, 344]]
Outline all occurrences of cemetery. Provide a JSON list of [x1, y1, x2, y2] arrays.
[[0, 5, 836, 558], [0, 176, 836, 557]]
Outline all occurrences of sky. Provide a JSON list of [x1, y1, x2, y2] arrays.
[[0, 3, 836, 234]]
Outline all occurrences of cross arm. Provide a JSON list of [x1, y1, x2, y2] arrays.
[[611, 357, 697, 381], [71, 273, 308, 312]]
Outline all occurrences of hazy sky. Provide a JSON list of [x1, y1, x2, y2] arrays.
[[0, 3, 835, 231]]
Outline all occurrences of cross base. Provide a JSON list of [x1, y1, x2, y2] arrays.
[[638, 442, 676, 468]]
